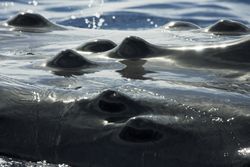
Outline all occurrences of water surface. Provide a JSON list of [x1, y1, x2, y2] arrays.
[[0, 0, 250, 166]]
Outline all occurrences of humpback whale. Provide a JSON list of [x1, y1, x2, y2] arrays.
[[0, 88, 250, 167], [1, 11, 250, 167]]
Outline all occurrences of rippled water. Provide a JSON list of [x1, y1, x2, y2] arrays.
[[0, 0, 250, 166]]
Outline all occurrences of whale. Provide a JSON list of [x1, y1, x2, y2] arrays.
[[1, 11, 250, 167], [0, 86, 250, 167], [5, 12, 65, 32]]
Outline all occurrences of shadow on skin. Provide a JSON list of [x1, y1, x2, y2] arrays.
[[76, 90, 151, 124], [119, 116, 164, 143], [91, 89, 149, 114]]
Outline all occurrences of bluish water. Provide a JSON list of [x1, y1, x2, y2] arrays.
[[0, 0, 250, 166]]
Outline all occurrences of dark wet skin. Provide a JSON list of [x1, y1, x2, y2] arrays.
[[76, 39, 117, 53], [6, 12, 64, 32], [108, 36, 166, 59], [7, 13, 52, 27], [0, 89, 250, 167], [164, 21, 201, 30], [207, 19, 249, 35], [46, 49, 94, 69], [85, 90, 150, 120], [119, 116, 164, 143]]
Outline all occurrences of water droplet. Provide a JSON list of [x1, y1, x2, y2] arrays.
[[28, 0, 38, 6], [226, 117, 235, 122], [223, 152, 229, 157]]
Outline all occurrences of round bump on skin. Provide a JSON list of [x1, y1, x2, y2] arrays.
[[97, 90, 128, 113], [164, 21, 201, 30], [46, 49, 94, 69], [119, 117, 163, 143], [109, 36, 165, 59], [76, 39, 117, 53], [206, 19, 249, 35], [7, 12, 54, 28], [98, 99, 126, 113]]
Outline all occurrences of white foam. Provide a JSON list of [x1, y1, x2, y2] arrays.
[[0, 158, 6, 164]]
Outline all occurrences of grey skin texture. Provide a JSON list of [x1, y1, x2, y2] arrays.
[[108, 36, 166, 59], [46, 49, 95, 69], [206, 19, 250, 35], [164, 21, 201, 30], [76, 39, 117, 53], [0, 89, 250, 167], [6, 12, 64, 32], [108, 35, 250, 68]]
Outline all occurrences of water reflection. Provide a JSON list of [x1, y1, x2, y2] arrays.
[[117, 59, 153, 80], [51, 69, 97, 77]]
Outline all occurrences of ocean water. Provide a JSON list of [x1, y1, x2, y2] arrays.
[[0, 0, 250, 166]]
